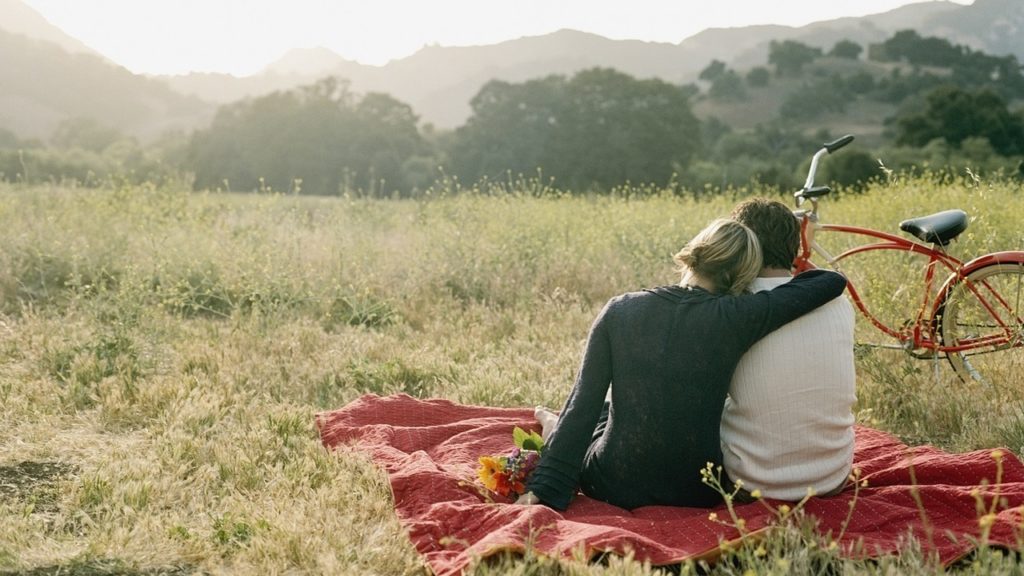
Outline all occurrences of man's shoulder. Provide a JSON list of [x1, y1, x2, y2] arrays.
[[752, 276, 854, 321], [731, 276, 856, 398]]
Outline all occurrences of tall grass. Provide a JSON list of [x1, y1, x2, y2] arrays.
[[1, 174, 1022, 574]]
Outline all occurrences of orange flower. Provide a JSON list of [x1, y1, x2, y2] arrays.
[[493, 471, 514, 496], [477, 456, 503, 491]]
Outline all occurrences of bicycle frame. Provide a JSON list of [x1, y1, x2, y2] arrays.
[[793, 213, 963, 353]]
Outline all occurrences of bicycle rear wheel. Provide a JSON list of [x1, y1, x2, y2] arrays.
[[940, 262, 1024, 386]]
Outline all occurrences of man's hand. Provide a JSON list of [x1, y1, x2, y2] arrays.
[[515, 491, 540, 505]]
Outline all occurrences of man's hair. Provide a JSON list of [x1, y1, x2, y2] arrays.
[[730, 198, 800, 270]]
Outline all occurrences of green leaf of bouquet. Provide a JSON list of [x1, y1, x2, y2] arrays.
[[521, 430, 545, 453], [512, 426, 529, 448], [513, 426, 545, 452]]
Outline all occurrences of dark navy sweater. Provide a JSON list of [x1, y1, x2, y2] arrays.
[[526, 269, 847, 510]]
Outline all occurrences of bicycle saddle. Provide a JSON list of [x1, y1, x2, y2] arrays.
[[898, 209, 968, 246]]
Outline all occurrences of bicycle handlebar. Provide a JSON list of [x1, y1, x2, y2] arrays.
[[798, 134, 856, 200], [824, 134, 854, 154]]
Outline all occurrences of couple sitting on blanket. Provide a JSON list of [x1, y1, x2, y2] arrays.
[[520, 198, 856, 511]]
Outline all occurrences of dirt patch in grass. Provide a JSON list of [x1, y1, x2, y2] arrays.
[[0, 461, 78, 513]]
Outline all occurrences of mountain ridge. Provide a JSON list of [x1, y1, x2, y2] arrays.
[[1, 0, 1021, 138], [0, 0, 102, 57], [0, 28, 211, 140], [155, 1, 1019, 128]]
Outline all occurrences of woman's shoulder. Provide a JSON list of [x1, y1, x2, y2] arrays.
[[609, 285, 700, 308]]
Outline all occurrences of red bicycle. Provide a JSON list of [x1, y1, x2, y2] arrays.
[[792, 135, 1024, 385]]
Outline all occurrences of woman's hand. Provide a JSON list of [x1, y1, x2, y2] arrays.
[[515, 491, 540, 505]]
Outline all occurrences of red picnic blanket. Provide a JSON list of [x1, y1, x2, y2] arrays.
[[317, 393, 1024, 575]]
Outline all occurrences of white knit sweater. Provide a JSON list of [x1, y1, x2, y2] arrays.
[[721, 276, 856, 500]]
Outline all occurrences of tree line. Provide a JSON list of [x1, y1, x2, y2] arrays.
[[2, 29, 1023, 195]]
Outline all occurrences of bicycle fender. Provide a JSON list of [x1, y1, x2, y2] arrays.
[[959, 251, 1024, 275]]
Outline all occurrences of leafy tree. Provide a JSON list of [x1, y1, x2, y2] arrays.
[[697, 60, 747, 101], [894, 86, 1024, 156], [149, 129, 191, 171], [187, 77, 425, 195], [353, 92, 425, 194], [829, 40, 863, 60], [684, 124, 819, 191], [867, 30, 1024, 99], [0, 139, 173, 186], [768, 40, 822, 76], [746, 67, 770, 87], [679, 83, 701, 101], [556, 68, 701, 190], [951, 52, 1024, 97], [708, 70, 747, 102], [779, 76, 847, 120], [959, 136, 998, 164], [699, 60, 727, 82], [845, 71, 875, 94], [872, 68, 945, 103], [449, 68, 700, 191], [700, 116, 732, 152], [51, 117, 125, 152], [869, 30, 964, 67], [0, 128, 19, 149], [818, 149, 878, 190], [448, 75, 565, 186]]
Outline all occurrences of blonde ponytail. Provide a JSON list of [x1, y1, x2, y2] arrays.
[[674, 219, 762, 295]]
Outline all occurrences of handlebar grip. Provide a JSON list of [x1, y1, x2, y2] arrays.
[[796, 186, 831, 199], [824, 134, 854, 153]]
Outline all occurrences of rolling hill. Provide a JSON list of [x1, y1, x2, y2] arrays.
[[1, 0, 1021, 141], [0, 0, 100, 56], [155, 0, 1022, 129], [0, 28, 212, 140]]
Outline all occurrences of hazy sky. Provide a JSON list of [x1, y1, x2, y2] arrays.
[[23, 0, 973, 76]]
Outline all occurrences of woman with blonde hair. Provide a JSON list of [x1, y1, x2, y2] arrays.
[[520, 218, 846, 511]]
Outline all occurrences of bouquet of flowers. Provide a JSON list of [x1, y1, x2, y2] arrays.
[[476, 426, 545, 500]]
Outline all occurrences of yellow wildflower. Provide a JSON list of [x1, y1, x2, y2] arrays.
[[477, 456, 502, 491]]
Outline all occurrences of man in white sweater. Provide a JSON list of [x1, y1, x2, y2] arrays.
[[721, 198, 857, 501]]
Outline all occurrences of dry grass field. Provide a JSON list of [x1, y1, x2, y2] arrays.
[[2, 173, 1024, 574]]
